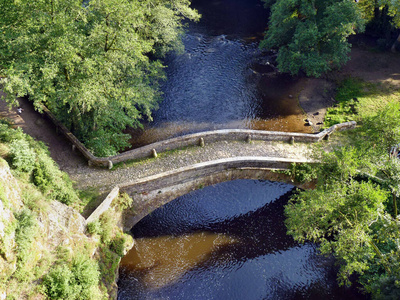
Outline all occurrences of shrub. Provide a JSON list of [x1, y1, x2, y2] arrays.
[[32, 149, 79, 205], [99, 212, 114, 244], [0, 123, 25, 143], [44, 256, 100, 300], [9, 139, 36, 173], [13, 209, 38, 282], [113, 192, 133, 211], [44, 264, 75, 299], [109, 233, 128, 257], [86, 220, 101, 236], [283, 162, 318, 183]]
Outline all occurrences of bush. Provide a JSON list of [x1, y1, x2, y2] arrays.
[[9, 139, 36, 173], [13, 209, 38, 282], [113, 192, 133, 211], [32, 149, 79, 205], [99, 212, 114, 244], [44, 264, 75, 299], [44, 256, 100, 300], [86, 220, 101, 236], [0, 123, 25, 143], [109, 233, 128, 257]]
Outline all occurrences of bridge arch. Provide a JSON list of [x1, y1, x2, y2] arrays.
[[118, 157, 315, 231]]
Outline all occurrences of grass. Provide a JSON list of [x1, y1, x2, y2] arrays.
[[325, 77, 400, 127], [78, 187, 102, 216]]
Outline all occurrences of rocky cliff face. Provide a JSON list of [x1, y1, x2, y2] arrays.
[[0, 159, 91, 299]]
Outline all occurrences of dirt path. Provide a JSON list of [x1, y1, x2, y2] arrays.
[[298, 43, 400, 128], [0, 94, 88, 171], [0, 94, 312, 192], [1, 43, 399, 193]]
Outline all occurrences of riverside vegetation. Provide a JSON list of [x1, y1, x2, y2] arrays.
[[0, 119, 134, 299], [285, 81, 400, 298], [2, 0, 400, 299]]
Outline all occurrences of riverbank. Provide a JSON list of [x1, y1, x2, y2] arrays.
[[1, 42, 399, 194], [297, 44, 400, 129]]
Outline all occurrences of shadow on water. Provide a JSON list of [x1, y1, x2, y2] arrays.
[[118, 180, 367, 300], [127, 0, 312, 148]]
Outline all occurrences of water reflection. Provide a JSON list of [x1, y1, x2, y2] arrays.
[[127, 0, 312, 148], [120, 232, 238, 289], [118, 180, 366, 300]]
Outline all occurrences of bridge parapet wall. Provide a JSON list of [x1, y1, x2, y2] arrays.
[[40, 105, 356, 168], [84, 157, 315, 229]]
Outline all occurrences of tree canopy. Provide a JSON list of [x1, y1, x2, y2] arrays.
[[0, 0, 199, 156], [261, 0, 400, 76], [285, 102, 400, 298], [260, 0, 365, 77]]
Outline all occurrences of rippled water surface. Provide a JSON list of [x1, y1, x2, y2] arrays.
[[118, 180, 366, 300], [128, 0, 311, 148]]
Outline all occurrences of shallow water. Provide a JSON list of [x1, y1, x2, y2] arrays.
[[118, 180, 366, 300], [127, 0, 311, 148]]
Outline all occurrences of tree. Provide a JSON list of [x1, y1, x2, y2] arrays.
[[379, 0, 400, 51], [285, 102, 400, 298], [0, 0, 199, 156], [260, 0, 365, 77]]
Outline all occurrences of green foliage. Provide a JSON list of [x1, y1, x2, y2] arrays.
[[0, 0, 199, 156], [98, 212, 114, 244], [32, 150, 79, 205], [9, 139, 36, 173], [0, 123, 25, 143], [44, 255, 100, 300], [379, 0, 400, 28], [285, 162, 318, 183], [0, 121, 80, 205], [97, 245, 121, 293], [44, 265, 75, 300], [286, 178, 389, 285], [13, 209, 38, 282], [260, 0, 365, 77], [325, 77, 400, 128], [109, 232, 128, 257], [285, 102, 400, 296], [363, 102, 400, 153], [113, 192, 133, 211], [86, 220, 102, 236], [334, 78, 364, 103]]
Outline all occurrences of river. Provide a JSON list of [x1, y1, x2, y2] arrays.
[[126, 0, 312, 148], [118, 1, 367, 299], [118, 180, 366, 299]]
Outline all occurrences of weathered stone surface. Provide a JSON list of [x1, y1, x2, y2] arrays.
[[0, 159, 23, 210], [47, 201, 86, 248]]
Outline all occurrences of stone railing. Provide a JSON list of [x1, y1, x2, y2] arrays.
[[119, 156, 316, 230], [41, 105, 356, 169], [84, 156, 315, 227]]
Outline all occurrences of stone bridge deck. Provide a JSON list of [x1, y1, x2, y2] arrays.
[[0, 97, 355, 228], [71, 138, 314, 192]]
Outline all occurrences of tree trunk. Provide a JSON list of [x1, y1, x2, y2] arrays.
[[391, 32, 400, 53]]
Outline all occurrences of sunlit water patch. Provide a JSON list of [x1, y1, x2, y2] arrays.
[[118, 180, 366, 300]]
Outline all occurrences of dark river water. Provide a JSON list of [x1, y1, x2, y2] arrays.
[[127, 0, 311, 148], [118, 1, 368, 299], [118, 180, 366, 299]]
